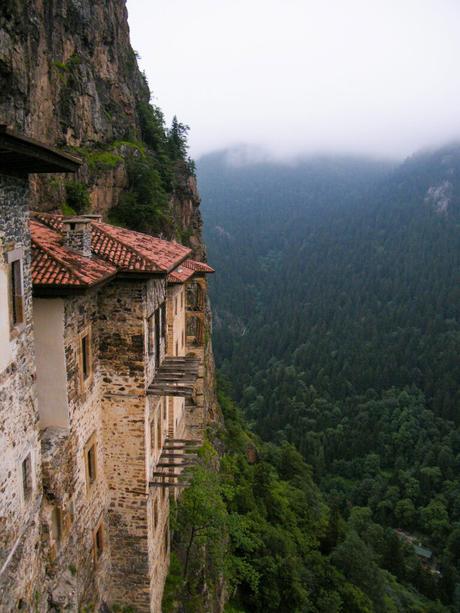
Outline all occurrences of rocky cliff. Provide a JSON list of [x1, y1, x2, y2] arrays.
[[0, 0, 205, 258]]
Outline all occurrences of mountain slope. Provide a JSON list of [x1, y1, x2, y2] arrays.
[[198, 145, 460, 609]]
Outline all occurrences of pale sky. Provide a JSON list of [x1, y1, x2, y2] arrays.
[[126, 0, 460, 159]]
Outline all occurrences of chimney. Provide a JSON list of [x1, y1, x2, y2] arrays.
[[62, 217, 92, 257], [82, 213, 103, 222]]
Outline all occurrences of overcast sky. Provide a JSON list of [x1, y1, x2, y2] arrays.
[[127, 0, 460, 160]]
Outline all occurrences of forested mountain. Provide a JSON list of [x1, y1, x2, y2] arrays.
[[198, 145, 460, 610]]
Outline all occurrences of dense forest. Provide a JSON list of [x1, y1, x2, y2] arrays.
[[196, 145, 460, 611]]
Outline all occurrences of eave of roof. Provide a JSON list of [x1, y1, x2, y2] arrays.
[[183, 259, 215, 274], [0, 126, 81, 175], [168, 265, 196, 284]]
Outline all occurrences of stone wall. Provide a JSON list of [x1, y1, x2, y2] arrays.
[[0, 174, 44, 610], [99, 277, 170, 612], [0, 173, 214, 610], [36, 289, 112, 609]]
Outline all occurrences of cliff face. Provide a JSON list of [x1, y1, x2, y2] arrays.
[[0, 0, 205, 259], [1, 0, 143, 145]]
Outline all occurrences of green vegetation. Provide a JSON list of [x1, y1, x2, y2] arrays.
[[60, 202, 77, 216], [78, 147, 123, 171], [199, 145, 460, 610], [165, 387, 450, 612], [109, 154, 170, 233], [64, 180, 90, 214]]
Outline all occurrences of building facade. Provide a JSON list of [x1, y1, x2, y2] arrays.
[[0, 129, 214, 612]]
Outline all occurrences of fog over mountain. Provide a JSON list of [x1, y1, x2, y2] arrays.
[[128, 0, 460, 158]]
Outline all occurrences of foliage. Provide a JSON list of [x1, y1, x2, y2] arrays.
[[80, 148, 123, 171], [199, 146, 460, 609], [109, 154, 169, 233], [60, 202, 77, 216], [165, 387, 448, 612], [64, 180, 90, 214]]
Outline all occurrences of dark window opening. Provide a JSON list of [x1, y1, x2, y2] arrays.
[[11, 259, 24, 327], [161, 302, 166, 339], [87, 444, 96, 483], [22, 454, 32, 500], [155, 309, 161, 365], [81, 334, 90, 380], [95, 525, 104, 559], [157, 417, 162, 450], [147, 314, 154, 354], [51, 506, 62, 546]]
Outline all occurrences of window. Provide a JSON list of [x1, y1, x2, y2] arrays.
[[22, 454, 32, 501], [81, 335, 90, 379], [7, 249, 24, 330], [174, 297, 178, 316], [155, 309, 161, 363], [175, 340, 179, 356], [163, 397, 167, 420], [84, 433, 97, 490], [157, 417, 162, 450], [182, 330, 185, 348], [180, 291, 183, 310], [51, 506, 62, 547], [152, 497, 158, 530], [93, 522, 104, 562], [150, 417, 156, 454], [147, 314, 154, 354], [161, 302, 166, 339], [79, 328, 92, 387], [10, 259, 24, 327]]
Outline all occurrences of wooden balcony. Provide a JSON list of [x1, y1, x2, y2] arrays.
[[147, 356, 200, 397], [150, 437, 201, 488]]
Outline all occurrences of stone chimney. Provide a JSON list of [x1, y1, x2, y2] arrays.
[[62, 217, 92, 257], [82, 213, 102, 222]]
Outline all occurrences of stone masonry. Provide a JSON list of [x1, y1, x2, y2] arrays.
[[0, 134, 214, 612], [0, 174, 44, 611]]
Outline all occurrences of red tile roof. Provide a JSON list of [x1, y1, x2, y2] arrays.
[[168, 258, 215, 284], [168, 265, 196, 284], [92, 222, 191, 273], [183, 259, 215, 274], [32, 213, 192, 274], [30, 220, 116, 287]]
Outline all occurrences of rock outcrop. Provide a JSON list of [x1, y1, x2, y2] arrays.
[[0, 0, 206, 257]]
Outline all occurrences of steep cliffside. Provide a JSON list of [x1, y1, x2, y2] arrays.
[[0, 0, 205, 258]]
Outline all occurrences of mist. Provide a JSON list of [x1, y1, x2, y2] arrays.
[[127, 0, 460, 160]]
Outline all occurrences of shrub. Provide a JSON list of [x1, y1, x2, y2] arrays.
[[64, 181, 90, 214], [109, 155, 169, 233]]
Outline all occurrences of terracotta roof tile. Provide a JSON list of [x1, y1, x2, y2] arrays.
[[32, 213, 192, 274], [92, 222, 191, 273], [182, 259, 215, 274], [30, 219, 116, 287], [168, 265, 196, 284]]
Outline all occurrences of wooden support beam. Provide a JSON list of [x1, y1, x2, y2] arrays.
[[150, 481, 191, 488], [160, 452, 198, 460], [155, 462, 195, 468]]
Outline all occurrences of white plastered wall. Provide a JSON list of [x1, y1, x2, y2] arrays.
[[34, 298, 70, 428]]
